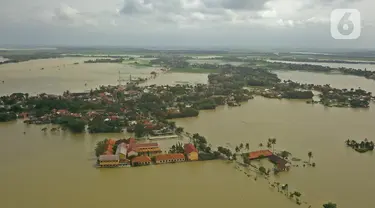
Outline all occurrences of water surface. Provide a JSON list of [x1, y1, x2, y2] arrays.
[[1, 59, 374, 208], [268, 60, 375, 71]]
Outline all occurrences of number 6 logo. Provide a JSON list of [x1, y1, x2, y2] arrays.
[[331, 9, 361, 40]]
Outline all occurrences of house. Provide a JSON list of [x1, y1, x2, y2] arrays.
[[56, 109, 69, 115], [248, 150, 273, 160], [115, 143, 127, 159], [98, 155, 119, 167], [155, 154, 186, 164], [131, 156, 151, 166], [119, 159, 131, 167], [268, 155, 291, 171], [184, 143, 198, 161], [134, 143, 162, 156]]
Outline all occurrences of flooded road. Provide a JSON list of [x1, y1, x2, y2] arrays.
[[1, 58, 374, 208]]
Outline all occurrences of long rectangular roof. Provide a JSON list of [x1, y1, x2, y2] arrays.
[[155, 153, 185, 161], [248, 150, 273, 160], [99, 155, 119, 161]]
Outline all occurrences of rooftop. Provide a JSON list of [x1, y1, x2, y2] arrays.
[[155, 153, 185, 161], [248, 150, 273, 160], [99, 155, 119, 161], [184, 143, 198, 154], [132, 156, 151, 163]]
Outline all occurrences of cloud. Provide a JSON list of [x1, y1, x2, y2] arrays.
[[0, 0, 374, 48]]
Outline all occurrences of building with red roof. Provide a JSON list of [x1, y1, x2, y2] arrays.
[[248, 150, 273, 160], [131, 156, 151, 166], [155, 154, 186, 164], [184, 143, 198, 161]]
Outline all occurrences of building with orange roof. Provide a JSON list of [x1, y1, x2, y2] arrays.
[[155, 153, 186, 164], [184, 143, 198, 161], [131, 156, 151, 166], [248, 150, 273, 160], [130, 142, 162, 157]]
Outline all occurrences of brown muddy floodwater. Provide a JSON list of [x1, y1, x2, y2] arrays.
[[0, 57, 157, 95], [1, 60, 375, 208]]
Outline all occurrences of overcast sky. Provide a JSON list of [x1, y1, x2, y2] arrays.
[[1, 0, 375, 49]]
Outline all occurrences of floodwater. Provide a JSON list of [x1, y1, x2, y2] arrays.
[[188, 59, 245, 66], [268, 59, 375, 71], [1, 58, 375, 208], [0, 57, 156, 95], [275, 70, 375, 94]]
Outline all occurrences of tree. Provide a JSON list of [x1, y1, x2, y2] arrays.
[[175, 127, 184, 134], [245, 143, 249, 150], [134, 123, 146, 138], [259, 143, 263, 148], [239, 143, 244, 149], [268, 138, 276, 152], [232, 154, 237, 161], [95, 139, 108, 157], [308, 151, 313, 164], [259, 166, 267, 174], [280, 150, 291, 159], [168, 121, 176, 130], [235, 146, 240, 153], [323, 202, 337, 208], [242, 154, 250, 164]]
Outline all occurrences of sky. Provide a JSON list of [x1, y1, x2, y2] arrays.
[[1, 0, 375, 50]]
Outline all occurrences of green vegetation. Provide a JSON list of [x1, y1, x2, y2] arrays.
[[346, 139, 374, 153], [88, 116, 123, 133], [0, 112, 17, 122], [54, 116, 86, 133], [323, 202, 337, 208], [95, 138, 108, 157], [170, 67, 218, 73]]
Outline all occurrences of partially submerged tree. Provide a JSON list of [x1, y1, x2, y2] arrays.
[[308, 151, 313, 164], [323, 202, 337, 208]]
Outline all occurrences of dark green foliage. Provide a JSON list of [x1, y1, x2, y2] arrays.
[[323, 202, 337, 208], [55, 116, 86, 133], [282, 91, 314, 99], [88, 116, 122, 133], [0, 112, 17, 122]]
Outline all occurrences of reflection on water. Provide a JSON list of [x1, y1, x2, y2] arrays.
[[1, 59, 375, 208]]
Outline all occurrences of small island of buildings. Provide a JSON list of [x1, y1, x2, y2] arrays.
[[96, 138, 199, 168]]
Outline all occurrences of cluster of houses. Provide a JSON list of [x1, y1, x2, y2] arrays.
[[97, 138, 199, 168]]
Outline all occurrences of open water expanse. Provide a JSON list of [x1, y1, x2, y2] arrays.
[[268, 59, 375, 71], [1, 58, 374, 208]]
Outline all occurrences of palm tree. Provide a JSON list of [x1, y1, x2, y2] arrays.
[[268, 138, 276, 152], [239, 143, 244, 149], [245, 143, 250, 151], [235, 146, 240, 153], [308, 151, 313, 164], [267, 142, 272, 149], [259, 143, 263, 148]]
